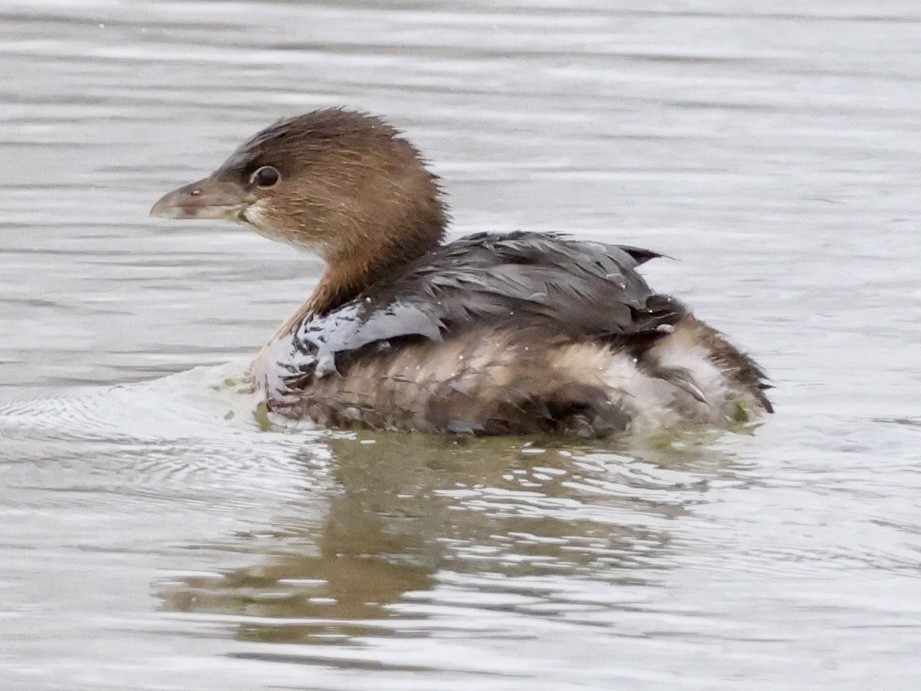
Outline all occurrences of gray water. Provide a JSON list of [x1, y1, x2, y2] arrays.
[[2, 1, 920, 689]]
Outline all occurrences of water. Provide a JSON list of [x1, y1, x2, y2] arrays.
[[2, 1, 920, 688]]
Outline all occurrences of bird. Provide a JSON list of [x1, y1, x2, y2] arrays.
[[151, 108, 771, 436]]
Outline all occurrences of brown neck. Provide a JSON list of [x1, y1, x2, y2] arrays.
[[270, 214, 445, 342]]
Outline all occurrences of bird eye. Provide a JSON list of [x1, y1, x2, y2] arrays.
[[250, 165, 280, 189]]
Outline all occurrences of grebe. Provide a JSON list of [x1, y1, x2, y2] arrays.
[[151, 108, 771, 436]]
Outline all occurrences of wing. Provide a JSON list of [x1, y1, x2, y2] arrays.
[[293, 231, 685, 375]]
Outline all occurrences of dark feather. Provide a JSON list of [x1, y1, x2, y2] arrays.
[[293, 231, 686, 375]]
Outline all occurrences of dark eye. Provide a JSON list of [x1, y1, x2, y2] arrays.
[[250, 165, 280, 189]]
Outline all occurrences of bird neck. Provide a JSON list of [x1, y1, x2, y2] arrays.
[[271, 212, 446, 341]]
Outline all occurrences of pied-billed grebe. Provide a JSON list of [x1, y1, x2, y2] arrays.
[[151, 108, 771, 436]]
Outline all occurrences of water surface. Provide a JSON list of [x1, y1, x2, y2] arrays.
[[2, 1, 920, 689]]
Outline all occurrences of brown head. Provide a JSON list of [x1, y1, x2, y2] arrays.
[[151, 108, 448, 314]]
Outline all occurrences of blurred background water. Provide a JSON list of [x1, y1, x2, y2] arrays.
[[1, 1, 920, 689]]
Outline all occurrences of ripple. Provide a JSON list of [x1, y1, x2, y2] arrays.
[[4, 0, 921, 689]]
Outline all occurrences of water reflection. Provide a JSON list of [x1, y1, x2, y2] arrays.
[[156, 432, 728, 646], [5, 0, 921, 686]]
